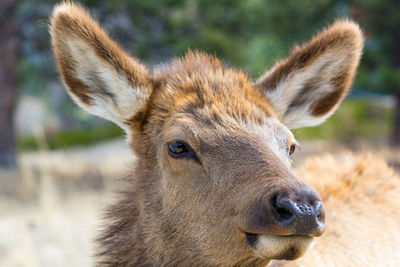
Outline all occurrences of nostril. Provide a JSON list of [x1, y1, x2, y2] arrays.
[[315, 203, 325, 223], [271, 195, 296, 225], [275, 207, 293, 221], [313, 201, 325, 220], [269, 188, 325, 236]]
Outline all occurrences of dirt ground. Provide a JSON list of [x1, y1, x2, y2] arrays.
[[0, 139, 399, 267]]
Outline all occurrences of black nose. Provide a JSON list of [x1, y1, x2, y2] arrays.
[[271, 187, 325, 236]]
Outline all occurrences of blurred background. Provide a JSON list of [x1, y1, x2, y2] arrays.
[[0, 0, 399, 266]]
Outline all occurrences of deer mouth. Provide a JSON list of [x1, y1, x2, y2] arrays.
[[244, 232, 314, 260]]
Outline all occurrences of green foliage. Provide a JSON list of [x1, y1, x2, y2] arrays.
[[17, 0, 348, 92], [293, 99, 393, 142], [18, 124, 123, 151], [351, 0, 400, 93], [244, 33, 287, 77], [15, 0, 400, 148]]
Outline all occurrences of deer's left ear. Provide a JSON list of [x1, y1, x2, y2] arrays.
[[255, 20, 364, 129]]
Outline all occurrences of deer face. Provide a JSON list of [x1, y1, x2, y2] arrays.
[[140, 56, 327, 263], [50, 3, 363, 265]]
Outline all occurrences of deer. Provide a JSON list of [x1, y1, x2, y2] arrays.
[[50, 2, 363, 266]]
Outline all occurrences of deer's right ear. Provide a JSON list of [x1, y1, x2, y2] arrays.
[[50, 2, 152, 132]]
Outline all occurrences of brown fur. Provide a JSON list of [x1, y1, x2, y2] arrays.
[[50, 1, 152, 116], [255, 21, 363, 128], [255, 20, 362, 105], [50, 2, 364, 266], [273, 153, 400, 266]]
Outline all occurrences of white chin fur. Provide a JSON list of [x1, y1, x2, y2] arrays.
[[255, 235, 314, 260]]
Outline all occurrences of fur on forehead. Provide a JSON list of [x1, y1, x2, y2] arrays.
[[139, 51, 275, 132], [153, 50, 248, 87]]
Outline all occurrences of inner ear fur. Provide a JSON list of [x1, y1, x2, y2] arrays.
[[255, 20, 364, 129], [50, 2, 152, 130]]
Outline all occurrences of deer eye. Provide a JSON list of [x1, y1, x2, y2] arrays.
[[288, 144, 297, 159], [167, 141, 198, 161], [168, 141, 187, 155]]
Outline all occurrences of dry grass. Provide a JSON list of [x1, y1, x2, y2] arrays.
[[0, 139, 399, 267], [0, 139, 131, 267], [278, 152, 400, 267]]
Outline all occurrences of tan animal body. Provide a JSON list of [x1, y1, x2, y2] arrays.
[[273, 153, 400, 267], [50, 2, 363, 266]]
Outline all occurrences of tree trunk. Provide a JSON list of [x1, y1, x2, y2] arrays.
[[391, 93, 400, 147], [0, 0, 20, 169]]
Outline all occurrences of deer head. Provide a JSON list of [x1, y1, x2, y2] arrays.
[[50, 3, 363, 265]]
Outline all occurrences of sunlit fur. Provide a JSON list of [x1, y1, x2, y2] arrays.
[[272, 153, 400, 267], [50, 2, 152, 131], [50, 2, 363, 266]]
